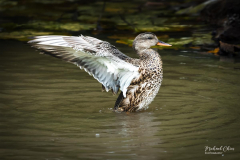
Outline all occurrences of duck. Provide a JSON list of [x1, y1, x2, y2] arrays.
[[28, 32, 171, 112]]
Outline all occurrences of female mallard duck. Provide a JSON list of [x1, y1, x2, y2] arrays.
[[29, 32, 171, 112]]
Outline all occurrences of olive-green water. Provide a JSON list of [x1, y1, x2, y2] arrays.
[[0, 39, 240, 160]]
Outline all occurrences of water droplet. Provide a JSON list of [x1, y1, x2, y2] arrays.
[[108, 151, 115, 153], [180, 77, 187, 80], [95, 134, 100, 137]]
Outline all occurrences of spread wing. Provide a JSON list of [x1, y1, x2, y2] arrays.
[[28, 35, 140, 97]]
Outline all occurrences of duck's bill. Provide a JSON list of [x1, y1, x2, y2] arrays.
[[157, 41, 172, 46]]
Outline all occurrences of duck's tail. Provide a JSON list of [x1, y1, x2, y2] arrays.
[[114, 91, 124, 111]]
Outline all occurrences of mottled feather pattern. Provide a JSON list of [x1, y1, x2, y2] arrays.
[[116, 49, 163, 112]]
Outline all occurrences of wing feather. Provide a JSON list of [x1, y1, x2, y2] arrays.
[[29, 35, 140, 97]]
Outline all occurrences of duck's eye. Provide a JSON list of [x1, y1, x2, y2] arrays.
[[147, 37, 153, 40]]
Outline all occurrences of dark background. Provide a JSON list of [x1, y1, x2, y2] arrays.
[[0, 0, 231, 54]]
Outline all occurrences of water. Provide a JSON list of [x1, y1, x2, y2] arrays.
[[0, 39, 240, 160]]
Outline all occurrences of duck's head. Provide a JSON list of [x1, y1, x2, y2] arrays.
[[133, 32, 171, 51]]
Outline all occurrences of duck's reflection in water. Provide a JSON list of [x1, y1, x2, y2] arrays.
[[113, 112, 164, 155]]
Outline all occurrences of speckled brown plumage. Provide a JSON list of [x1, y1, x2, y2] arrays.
[[112, 32, 170, 112], [114, 48, 163, 112], [28, 32, 171, 112]]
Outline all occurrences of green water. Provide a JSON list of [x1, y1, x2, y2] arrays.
[[0, 39, 240, 160]]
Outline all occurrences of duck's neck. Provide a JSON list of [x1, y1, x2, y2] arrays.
[[136, 48, 154, 59], [133, 42, 149, 56]]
